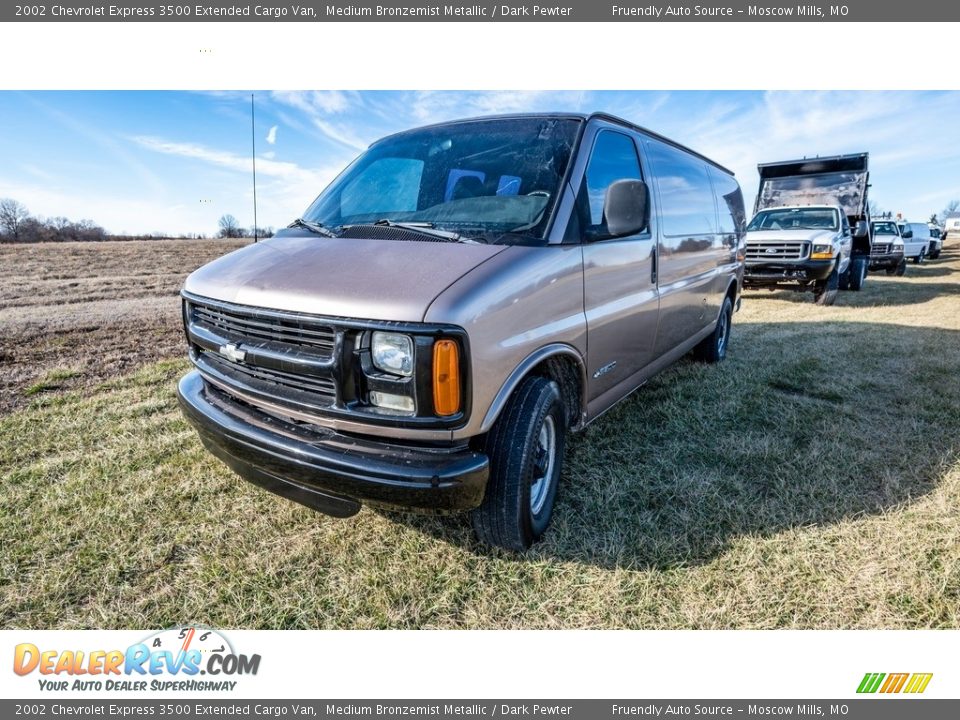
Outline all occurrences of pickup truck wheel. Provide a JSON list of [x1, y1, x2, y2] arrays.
[[848, 256, 867, 291], [813, 262, 839, 306], [838, 265, 851, 291], [894, 258, 907, 276], [471, 376, 565, 551], [693, 295, 733, 363]]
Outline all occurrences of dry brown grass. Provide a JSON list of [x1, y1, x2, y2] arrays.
[[1, 238, 959, 629], [0, 239, 248, 413]]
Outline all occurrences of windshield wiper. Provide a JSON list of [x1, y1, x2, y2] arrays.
[[372, 219, 464, 243], [288, 218, 338, 238]]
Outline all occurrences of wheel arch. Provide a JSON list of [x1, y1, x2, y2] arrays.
[[479, 344, 586, 434]]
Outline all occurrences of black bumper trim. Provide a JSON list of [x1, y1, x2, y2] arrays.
[[177, 371, 489, 516], [744, 259, 835, 283]]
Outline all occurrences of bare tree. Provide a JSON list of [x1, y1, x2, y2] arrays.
[[0, 198, 30, 242], [943, 199, 959, 220], [218, 214, 243, 238]]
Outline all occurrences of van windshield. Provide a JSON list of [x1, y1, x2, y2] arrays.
[[300, 117, 581, 244], [747, 207, 839, 232]]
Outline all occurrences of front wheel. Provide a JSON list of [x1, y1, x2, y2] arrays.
[[472, 376, 566, 551], [693, 295, 733, 363], [914, 249, 925, 265], [813, 261, 840, 305], [895, 258, 907, 276]]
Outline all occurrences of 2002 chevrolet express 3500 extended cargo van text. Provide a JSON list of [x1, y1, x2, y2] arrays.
[[177, 113, 746, 550]]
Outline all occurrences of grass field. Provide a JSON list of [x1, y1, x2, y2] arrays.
[[2, 239, 959, 629]]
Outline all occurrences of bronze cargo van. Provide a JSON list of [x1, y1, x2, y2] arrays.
[[178, 113, 746, 550]]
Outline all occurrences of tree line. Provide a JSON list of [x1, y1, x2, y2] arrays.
[[0, 198, 272, 243]]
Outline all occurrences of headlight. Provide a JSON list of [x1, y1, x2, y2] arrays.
[[810, 243, 834, 259], [371, 332, 413, 376]]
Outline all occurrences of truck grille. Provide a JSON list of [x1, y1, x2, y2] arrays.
[[871, 243, 891, 255], [184, 295, 341, 415], [745, 242, 807, 261]]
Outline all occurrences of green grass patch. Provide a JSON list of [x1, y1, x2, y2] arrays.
[[23, 368, 81, 396]]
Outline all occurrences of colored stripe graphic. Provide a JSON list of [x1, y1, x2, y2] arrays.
[[857, 672, 932, 694], [856, 673, 885, 693], [904, 673, 933, 694], [880, 673, 909, 693]]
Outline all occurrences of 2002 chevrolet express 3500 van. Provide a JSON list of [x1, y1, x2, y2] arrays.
[[177, 113, 746, 550]]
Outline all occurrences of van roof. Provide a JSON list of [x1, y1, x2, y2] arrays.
[[374, 112, 736, 177]]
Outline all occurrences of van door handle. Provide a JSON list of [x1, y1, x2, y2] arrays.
[[651, 248, 658, 285]]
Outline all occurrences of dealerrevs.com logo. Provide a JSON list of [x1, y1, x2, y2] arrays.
[[13, 626, 261, 692]]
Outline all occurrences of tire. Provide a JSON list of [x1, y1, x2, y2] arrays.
[[849, 256, 867, 291], [913, 249, 925, 265], [838, 265, 851, 291], [895, 258, 907, 276], [813, 261, 839, 305], [471, 376, 566, 551], [693, 295, 733, 363], [885, 265, 896, 275]]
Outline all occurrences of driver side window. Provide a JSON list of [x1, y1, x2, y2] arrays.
[[582, 130, 643, 237]]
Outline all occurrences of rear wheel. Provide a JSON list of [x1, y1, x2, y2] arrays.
[[849, 256, 867, 291], [471, 376, 566, 551], [693, 295, 733, 363], [813, 262, 839, 305]]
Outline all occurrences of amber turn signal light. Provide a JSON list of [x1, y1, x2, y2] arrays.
[[433, 339, 461, 416]]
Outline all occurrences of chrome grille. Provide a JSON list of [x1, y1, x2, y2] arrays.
[[745, 242, 807, 261], [196, 350, 337, 411], [190, 301, 336, 356], [871, 243, 892, 255], [185, 295, 341, 414]]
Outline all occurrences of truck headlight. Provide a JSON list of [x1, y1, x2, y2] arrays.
[[371, 332, 413, 376], [810, 243, 834, 259]]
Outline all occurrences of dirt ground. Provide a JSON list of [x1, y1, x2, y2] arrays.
[[0, 239, 249, 414]]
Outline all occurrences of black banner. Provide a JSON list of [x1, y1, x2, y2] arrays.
[[4, 1, 960, 23]]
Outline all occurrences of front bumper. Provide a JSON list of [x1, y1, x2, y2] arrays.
[[743, 258, 835, 285], [869, 252, 904, 270], [177, 371, 489, 517]]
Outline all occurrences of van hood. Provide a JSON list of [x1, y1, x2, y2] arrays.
[[745, 229, 838, 244], [183, 234, 508, 322]]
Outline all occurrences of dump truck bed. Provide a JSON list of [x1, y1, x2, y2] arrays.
[[755, 153, 869, 221]]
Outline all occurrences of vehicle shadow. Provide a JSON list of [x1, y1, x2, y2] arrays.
[[746, 277, 960, 308], [385, 321, 960, 570]]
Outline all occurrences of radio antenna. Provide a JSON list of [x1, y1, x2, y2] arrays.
[[251, 93, 259, 243]]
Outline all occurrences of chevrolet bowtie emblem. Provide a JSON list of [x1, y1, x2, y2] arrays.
[[219, 343, 246, 363]]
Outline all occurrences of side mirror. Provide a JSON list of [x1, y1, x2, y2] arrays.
[[603, 179, 649, 238], [901, 228, 913, 239], [853, 220, 869, 238]]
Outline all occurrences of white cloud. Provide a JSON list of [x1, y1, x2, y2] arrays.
[[261, 151, 276, 160], [128, 134, 348, 232], [266, 125, 277, 145]]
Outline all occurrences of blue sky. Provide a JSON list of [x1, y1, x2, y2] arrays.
[[0, 90, 957, 235]]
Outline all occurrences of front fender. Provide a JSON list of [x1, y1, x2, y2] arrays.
[[479, 343, 587, 434]]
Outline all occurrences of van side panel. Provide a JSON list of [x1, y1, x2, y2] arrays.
[[644, 138, 728, 357]]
